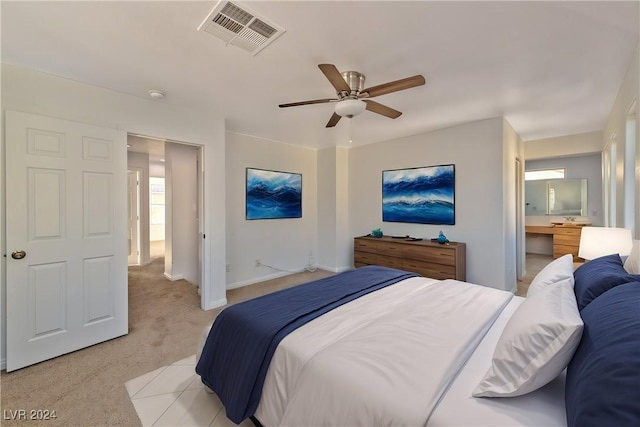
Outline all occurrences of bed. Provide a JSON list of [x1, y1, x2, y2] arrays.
[[196, 252, 640, 427]]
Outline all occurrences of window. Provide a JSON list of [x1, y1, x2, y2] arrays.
[[150, 177, 165, 225], [524, 168, 565, 181]]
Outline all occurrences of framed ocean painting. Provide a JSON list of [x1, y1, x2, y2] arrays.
[[382, 164, 455, 225], [246, 168, 302, 220]]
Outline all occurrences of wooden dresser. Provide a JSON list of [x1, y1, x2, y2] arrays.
[[354, 236, 466, 281], [525, 223, 590, 260]]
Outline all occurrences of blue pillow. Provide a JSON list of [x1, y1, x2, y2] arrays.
[[565, 282, 640, 427], [573, 254, 640, 310]]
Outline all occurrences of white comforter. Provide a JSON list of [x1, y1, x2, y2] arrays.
[[254, 277, 513, 427]]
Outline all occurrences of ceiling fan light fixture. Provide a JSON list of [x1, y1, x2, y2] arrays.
[[335, 99, 366, 118]]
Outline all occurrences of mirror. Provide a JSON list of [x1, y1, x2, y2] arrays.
[[525, 178, 587, 216]]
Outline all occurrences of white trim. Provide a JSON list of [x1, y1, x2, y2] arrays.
[[163, 272, 184, 281], [203, 297, 227, 310], [1, 358, 6, 371], [316, 264, 352, 273], [226, 270, 302, 290]]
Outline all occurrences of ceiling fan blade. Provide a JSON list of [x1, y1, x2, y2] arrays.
[[361, 75, 426, 98], [326, 112, 342, 127], [363, 100, 402, 119], [279, 98, 337, 108], [318, 64, 350, 93]]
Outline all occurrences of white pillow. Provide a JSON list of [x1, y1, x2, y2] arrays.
[[623, 240, 640, 274], [472, 280, 583, 397], [526, 253, 574, 297]]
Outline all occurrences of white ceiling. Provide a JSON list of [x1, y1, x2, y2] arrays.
[[2, 1, 638, 149]]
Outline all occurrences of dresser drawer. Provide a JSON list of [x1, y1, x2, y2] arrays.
[[376, 242, 404, 257], [354, 238, 381, 254], [402, 259, 456, 280], [376, 255, 403, 269], [554, 234, 580, 246], [402, 245, 455, 266], [354, 251, 377, 265], [553, 245, 579, 259], [353, 236, 465, 280], [554, 227, 582, 236]]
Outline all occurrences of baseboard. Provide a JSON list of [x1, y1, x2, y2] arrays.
[[163, 272, 184, 281], [226, 265, 353, 291], [203, 297, 227, 311], [227, 270, 297, 290], [1, 357, 6, 371], [316, 264, 353, 273]]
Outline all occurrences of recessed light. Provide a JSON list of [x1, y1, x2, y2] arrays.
[[148, 90, 165, 99]]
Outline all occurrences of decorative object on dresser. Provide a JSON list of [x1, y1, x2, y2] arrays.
[[354, 235, 465, 280], [370, 228, 383, 238], [524, 222, 590, 260], [437, 230, 449, 244]]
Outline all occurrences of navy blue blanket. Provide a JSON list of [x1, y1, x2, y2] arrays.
[[195, 266, 418, 423]]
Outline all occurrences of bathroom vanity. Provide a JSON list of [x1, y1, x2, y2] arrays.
[[525, 222, 590, 260]]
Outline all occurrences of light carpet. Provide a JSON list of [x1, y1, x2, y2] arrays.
[[1, 256, 332, 427]]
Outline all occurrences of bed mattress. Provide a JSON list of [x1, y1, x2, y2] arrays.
[[254, 277, 515, 426]]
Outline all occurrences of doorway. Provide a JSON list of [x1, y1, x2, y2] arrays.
[[126, 134, 203, 300], [128, 169, 141, 266], [516, 158, 524, 280]]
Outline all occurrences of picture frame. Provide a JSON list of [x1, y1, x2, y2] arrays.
[[382, 164, 455, 225], [246, 168, 302, 220]]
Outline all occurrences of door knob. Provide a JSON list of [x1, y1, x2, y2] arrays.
[[11, 250, 26, 260]]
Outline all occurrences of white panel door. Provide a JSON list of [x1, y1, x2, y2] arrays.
[[6, 111, 128, 371]]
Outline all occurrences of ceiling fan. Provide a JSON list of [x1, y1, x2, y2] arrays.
[[279, 64, 426, 128]]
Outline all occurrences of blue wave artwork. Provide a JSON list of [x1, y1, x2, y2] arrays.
[[246, 168, 302, 220], [382, 165, 455, 225]]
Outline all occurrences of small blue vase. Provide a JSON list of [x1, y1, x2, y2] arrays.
[[437, 231, 449, 244]]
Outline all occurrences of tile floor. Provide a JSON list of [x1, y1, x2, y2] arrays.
[[125, 355, 253, 427]]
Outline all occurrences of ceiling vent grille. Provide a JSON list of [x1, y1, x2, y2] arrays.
[[198, 0, 285, 56]]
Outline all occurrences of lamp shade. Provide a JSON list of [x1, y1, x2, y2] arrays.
[[335, 99, 366, 117], [578, 227, 633, 260]]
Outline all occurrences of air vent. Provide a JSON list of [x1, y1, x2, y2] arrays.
[[198, 0, 285, 56]]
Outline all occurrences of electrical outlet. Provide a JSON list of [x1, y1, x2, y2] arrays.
[[255, 258, 261, 267], [226, 263, 231, 272]]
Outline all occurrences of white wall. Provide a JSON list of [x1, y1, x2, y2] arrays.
[[127, 151, 151, 264], [502, 118, 525, 285], [603, 43, 640, 237], [317, 147, 351, 272], [348, 117, 520, 291], [317, 148, 337, 269], [225, 132, 318, 288], [149, 161, 165, 178], [1, 63, 227, 367], [164, 143, 199, 285], [525, 131, 603, 160]]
